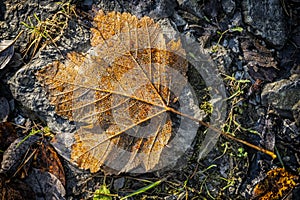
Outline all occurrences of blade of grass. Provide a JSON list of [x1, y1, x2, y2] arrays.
[[120, 178, 165, 200], [16, 128, 40, 148], [275, 146, 285, 168]]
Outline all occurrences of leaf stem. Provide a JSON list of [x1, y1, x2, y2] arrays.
[[166, 107, 277, 159]]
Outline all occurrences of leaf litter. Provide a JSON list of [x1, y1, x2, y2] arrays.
[[0, 31, 23, 69], [0, 123, 66, 199]]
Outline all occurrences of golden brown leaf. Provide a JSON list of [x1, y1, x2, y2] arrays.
[[253, 168, 299, 200], [37, 8, 282, 173], [37, 10, 191, 174], [37, 10, 276, 174]]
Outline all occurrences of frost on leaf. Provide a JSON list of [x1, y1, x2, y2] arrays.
[[37, 11, 203, 174]]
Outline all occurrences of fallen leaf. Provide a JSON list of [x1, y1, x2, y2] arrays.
[[37, 10, 276, 174], [32, 141, 65, 186], [0, 134, 39, 175], [242, 40, 278, 81], [24, 168, 66, 200], [0, 174, 35, 200], [0, 40, 14, 69], [253, 168, 299, 200], [37, 10, 201, 174], [0, 97, 9, 122], [0, 31, 23, 69]]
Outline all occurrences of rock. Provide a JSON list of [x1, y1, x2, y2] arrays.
[[82, 0, 93, 9], [7, 0, 90, 134], [0, 97, 9, 122], [113, 177, 125, 190], [94, 0, 177, 19], [178, 0, 204, 19], [242, 0, 287, 48], [228, 38, 240, 54], [0, 0, 61, 45], [171, 12, 187, 27], [222, 0, 236, 15], [149, 0, 177, 19], [261, 74, 300, 119], [292, 100, 300, 126]]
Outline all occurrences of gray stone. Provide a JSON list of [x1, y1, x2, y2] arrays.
[[261, 74, 300, 119], [222, 0, 236, 15], [7, 0, 90, 134], [228, 38, 240, 53], [292, 100, 300, 126], [178, 0, 204, 19], [113, 177, 125, 190], [234, 71, 244, 80], [171, 12, 187, 27], [242, 0, 287, 48], [94, 0, 176, 19], [149, 0, 177, 19]]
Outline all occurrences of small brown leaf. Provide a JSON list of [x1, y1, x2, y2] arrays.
[[253, 168, 299, 200], [0, 174, 35, 200], [241, 40, 278, 81], [32, 142, 65, 186], [24, 168, 66, 200]]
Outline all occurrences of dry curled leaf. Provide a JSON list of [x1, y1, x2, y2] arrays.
[[0, 135, 39, 175], [252, 168, 299, 200], [0, 31, 23, 69], [32, 142, 65, 186], [0, 40, 14, 69], [0, 174, 35, 200], [241, 40, 278, 81], [24, 168, 66, 200], [37, 10, 204, 174], [0, 122, 17, 151]]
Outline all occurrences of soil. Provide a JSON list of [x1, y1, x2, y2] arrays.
[[0, 0, 299, 199]]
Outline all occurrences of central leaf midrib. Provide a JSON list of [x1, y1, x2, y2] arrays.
[[52, 77, 167, 109]]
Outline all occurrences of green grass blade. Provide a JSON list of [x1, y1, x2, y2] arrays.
[[120, 179, 163, 200]]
